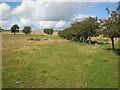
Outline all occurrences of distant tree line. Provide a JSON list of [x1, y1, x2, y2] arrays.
[[10, 25, 54, 35]]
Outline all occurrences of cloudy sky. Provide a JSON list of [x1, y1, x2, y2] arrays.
[[0, 0, 118, 30]]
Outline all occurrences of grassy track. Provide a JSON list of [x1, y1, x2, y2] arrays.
[[2, 32, 118, 88]]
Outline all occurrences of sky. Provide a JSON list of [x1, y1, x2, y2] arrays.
[[0, 0, 118, 30]]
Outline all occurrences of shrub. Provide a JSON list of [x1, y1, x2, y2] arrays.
[[44, 28, 54, 35], [22, 26, 32, 35]]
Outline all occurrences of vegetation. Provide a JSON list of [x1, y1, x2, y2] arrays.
[[10, 24, 19, 35], [2, 32, 118, 88], [59, 5, 120, 51], [100, 6, 120, 50], [58, 17, 100, 43], [22, 26, 32, 35], [2, 3, 119, 88], [0, 27, 4, 32], [44, 28, 54, 35]]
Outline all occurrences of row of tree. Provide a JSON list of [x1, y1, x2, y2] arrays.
[[58, 5, 120, 50], [10, 24, 54, 35], [10, 24, 32, 35], [58, 17, 100, 43]]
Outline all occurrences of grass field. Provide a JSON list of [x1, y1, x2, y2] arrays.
[[2, 31, 119, 88]]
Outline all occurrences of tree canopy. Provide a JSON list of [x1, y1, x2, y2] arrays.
[[59, 17, 100, 43], [101, 4, 120, 50], [10, 24, 19, 35]]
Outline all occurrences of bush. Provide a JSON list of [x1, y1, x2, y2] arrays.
[[44, 28, 54, 35], [29, 38, 34, 40], [22, 26, 32, 35], [28, 38, 41, 41]]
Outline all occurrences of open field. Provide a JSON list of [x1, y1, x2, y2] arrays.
[[2, 31, 119, 88]]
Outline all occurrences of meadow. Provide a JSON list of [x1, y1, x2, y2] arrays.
[[2, 31, 119, 88]]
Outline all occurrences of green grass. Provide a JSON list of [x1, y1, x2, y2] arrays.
[[2, 33, 118, 88]]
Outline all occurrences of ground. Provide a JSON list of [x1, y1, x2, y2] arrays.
[[2, 31, 119, 88]]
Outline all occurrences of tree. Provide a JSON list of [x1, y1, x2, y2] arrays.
[[59, 17, 100, 43], [101, 3, 120, 50], [0, 27, 3, 32], [10, 24, 19, 35], [22, 26, 32, 35], [72, 17, 99, 43], [44, 28, 54, 35]]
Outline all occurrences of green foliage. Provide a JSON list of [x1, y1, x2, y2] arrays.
[[59, 17, 100, 43], [101, 18, 120, 39], [22, 26, 32, 35], [101, 4, 120, 50], [10, 24, 19, 35], [44, 28, 54, 35]]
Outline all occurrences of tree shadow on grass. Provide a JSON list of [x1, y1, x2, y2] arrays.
[[91, 41, 120, 55], [27, 38, 41, 41], [104, 48, 120, 55], [91, 41, 109, 44]]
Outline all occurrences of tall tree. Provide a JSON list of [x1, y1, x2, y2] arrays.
[[10, 24, 19, 35], [102, 3, 120, 50]]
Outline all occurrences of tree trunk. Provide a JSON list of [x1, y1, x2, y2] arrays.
[[76, 35, 80, 42], [80, 37, 83, 42], [88, 37, 92, 44], [82, 37, 84, 42], [111, 37, 115, 50], [84, 36, 88, 43], [14, 32, 15, 35]]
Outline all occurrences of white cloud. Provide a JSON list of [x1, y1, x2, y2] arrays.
[[55, 20, 70, 29], [0, 20, 15, 30], [1, 1, 95, 30], [0, 3, 11, 20], [12, 1, 88, 21], [71, 14, 96, 21], [16, 19, 71, 30], [0, 0, 119, 2]]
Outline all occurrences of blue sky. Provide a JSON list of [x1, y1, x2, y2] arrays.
[[80, 2, 118, 19], [0, 1, 119, 30], [5, 2, 21, 8]]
